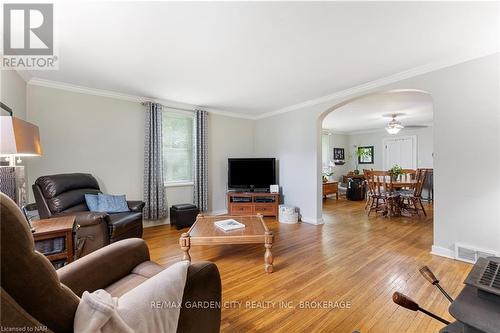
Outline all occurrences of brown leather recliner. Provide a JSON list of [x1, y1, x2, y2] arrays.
[[0, 193, 222, 333], [32, 173, 144, 257]]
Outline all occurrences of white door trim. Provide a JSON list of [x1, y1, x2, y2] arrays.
[[382, 135, 417, 169]]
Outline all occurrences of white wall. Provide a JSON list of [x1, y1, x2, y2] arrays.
[[208, 114, 255, 214], [1, 71, 27, 120], [344, 127, 434, 171], [26, 85, 145, 201], [255, 107, 320, 222], [255, 54, 500, 256], [25, 84, 255, 220]]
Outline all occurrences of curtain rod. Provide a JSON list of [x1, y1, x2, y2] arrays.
[[140, 101, 195, 113]]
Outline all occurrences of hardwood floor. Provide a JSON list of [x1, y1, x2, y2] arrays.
[[143, 198, 471, 333]]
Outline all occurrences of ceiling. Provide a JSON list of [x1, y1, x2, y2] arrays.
[[23, 2, 498, 115], [322, 90, 433, 134]]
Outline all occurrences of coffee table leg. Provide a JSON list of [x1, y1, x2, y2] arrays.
[[180, 233, 191, 262], [264, 231, 274, 273]]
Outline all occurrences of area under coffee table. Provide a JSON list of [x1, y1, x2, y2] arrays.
[[179, 214, 274, 273]]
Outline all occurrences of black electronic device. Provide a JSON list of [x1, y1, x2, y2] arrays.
[[228, 158, 276, 191]]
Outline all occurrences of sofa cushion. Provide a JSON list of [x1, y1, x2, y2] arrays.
[[35, 173, 100, 199], [97, 194, 130, 213], [48, 188, 101, 213], [105, 261, 164, 297], [84, 194, 99, 211]]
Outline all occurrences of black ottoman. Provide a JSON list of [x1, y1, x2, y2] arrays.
[[170, 204, 200, 229]]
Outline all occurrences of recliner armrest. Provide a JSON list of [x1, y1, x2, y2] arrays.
[[57, 238, 150, 296], [177, 262, 222, 333], [56, 211, 110, 227], [127, 200, 145, 212]]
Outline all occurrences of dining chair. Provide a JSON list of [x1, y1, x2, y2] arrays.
[[400, 169, 428, 217], [363, 169, 373, 210], [400, 169, 417, 181], [365, 171, 399, 217]]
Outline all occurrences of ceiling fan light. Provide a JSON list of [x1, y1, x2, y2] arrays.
[[386, 126, 402, 135], [385, 118, 404, 135]]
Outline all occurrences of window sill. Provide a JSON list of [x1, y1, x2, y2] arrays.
[[165, 182, 194, 188]]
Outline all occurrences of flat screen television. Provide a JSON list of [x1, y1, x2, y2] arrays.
[[228, 158, 276, 190]]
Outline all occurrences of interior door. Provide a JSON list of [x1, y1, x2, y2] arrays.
[[383, 136, 417, 169], [385, 139, 400, 169], [399, 138, 415, 168]]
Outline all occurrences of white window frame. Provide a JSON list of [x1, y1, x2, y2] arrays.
[[163, 108, 195, 187]]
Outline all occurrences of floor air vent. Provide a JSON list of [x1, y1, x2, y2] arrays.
[[454, 243, 498, 264], [464, 257, 500, 298], [479, 261, 500, 289]]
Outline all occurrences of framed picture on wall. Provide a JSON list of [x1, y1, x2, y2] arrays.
[[333, 148, 345, 160], [358, 146, 374, 164]]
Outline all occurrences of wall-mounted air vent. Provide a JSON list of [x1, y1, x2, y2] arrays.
[[454, 243, 498, 264]]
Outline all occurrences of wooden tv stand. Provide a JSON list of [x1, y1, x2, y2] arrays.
[[227, 192, 280, 217]]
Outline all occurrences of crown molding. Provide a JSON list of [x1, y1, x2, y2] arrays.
[[202, 108, 255, 120], [27, 77, 254, 119], [15, 70, 31, 82], [28, 78, 143, 102], [254, 50, 499, 120]]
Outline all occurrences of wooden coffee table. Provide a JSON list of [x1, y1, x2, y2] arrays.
[[179, 214, 274, 273]]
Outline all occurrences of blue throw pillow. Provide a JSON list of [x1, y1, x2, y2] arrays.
[[84, 194, 99, 211], [97, 194, 130, 213]]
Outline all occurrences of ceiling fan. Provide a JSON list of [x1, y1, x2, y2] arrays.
[[383, 113, 428, 135]]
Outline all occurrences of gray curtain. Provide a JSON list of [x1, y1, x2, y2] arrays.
[[143, 102, 167, 219], [194, 110, 208, 212]]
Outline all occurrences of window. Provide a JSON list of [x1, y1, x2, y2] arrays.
[[162, 110, 194, 185]]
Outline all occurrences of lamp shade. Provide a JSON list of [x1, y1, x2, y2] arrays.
[[0, 116, 42, 156]]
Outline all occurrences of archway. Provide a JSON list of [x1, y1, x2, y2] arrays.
[[316, 89, 434, 220]]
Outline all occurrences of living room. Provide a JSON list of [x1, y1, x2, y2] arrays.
[[1, 2, 499, 333]]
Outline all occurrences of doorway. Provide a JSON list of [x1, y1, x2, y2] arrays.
[[318, 89, 434, 221]]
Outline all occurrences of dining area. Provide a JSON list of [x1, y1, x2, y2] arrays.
[[363, 168, 431, 218]]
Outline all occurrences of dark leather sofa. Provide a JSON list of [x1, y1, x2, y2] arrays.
[[33, 173, 144, 257], [0, 192, 222, 333]]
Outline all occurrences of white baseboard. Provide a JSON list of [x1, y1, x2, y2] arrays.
[[301, 217, 324, 225], [431, 245, 455, 260], [209, 209, 228, 215]]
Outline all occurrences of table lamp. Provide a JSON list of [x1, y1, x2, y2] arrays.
[[0, 102, 42, 206]]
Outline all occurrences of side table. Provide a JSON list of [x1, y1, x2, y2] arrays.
[[32, 216, 75, 268]]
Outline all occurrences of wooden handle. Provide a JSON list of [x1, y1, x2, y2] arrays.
[[392, 292, 419, 311], [419, 266, 438, 285]]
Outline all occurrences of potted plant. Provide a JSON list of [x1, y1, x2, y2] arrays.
[[388, 164, 403, 181], [322, 171, 334, 183]]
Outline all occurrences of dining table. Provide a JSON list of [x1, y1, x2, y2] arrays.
[[388, 180, 417, 189]]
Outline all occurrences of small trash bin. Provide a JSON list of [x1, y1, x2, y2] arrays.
[[279, 205, 299, 224], [346, 178, 366, 201]]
